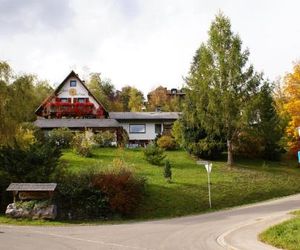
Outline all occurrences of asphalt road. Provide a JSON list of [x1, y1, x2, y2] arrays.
[[1, 194, 300, 250]]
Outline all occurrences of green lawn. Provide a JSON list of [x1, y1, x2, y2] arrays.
[[60, 147, 300, 220], [2, 148, 300, 225], [260, 211, 300, 250]]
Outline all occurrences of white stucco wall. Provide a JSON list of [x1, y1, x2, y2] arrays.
[[119, 122, 162, 141], [56, 76, 100, 109]]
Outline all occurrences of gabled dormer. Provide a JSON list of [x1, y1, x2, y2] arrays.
[[35, 71, 108, 119]]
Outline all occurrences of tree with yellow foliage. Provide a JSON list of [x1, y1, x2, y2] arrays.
[[283, 63, 300, 155]]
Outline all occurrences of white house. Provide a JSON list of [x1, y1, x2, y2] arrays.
[[109, 112, 179, 144], [34, 71, 180, 144]]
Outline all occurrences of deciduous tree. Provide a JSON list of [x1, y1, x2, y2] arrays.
[[184, 13, 260, 166], [128, 87, 144, 112], [282, 63, 300, 155]]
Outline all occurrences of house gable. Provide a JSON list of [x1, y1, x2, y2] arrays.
[[35, 71, 108, 118]]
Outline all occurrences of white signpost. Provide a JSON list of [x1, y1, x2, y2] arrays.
[[197, 160, 212, 209]]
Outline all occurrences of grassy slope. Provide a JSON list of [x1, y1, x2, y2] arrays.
[[60, 148, 300, 220], [260, 211, 300, 250]]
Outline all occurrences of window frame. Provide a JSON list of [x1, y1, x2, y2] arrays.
[[77, 98, 86, 103], [129, 124, 146, 134], [70, 80, 77, 87], [60, 98, 68, 103]]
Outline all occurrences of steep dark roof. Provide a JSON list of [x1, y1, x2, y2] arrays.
[[109, 112, 180, 120], [7, 183, 57, 192], [35, 71, 108, 115], [34, 118, 121, 128]]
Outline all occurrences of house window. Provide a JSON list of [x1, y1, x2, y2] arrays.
[[77, 98, 86, 103], [70, 80, 77, 87], [171, 88, 177, 94], [60, 98, 68, 103], [155, 124, 162, 134], [129, 124, 146, 134]]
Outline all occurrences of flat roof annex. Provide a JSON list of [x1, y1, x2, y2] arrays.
[[34, 118, 121, 128], [109, 112, 180, 120]]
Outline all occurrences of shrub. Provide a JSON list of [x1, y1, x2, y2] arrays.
[[91, 168, 146, 217], [157, 135, 177, 150], [144, 143, 166, 165], [153, 133, 162, 146], [14, 125, 37, 150], [48, 128, 74, 148], [0, 141, 61, 182], [186, 138, 224, 160], [56, 172, 109, 219], [163, 160, 172, 183], [118, 129, 129, 148], [171, 120, 184, 147], [93, 131, 116, 147], [72, 131, 94, 157], [0, 171, 10, 213], [234, 132, 263, 158]]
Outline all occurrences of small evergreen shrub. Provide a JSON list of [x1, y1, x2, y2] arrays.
[[157, 135, 177, 150], [93, 131, 116, 147], [91, 168, 146, 217], [72, 131, 94, 157], [171, 120, 184, 147], [143, 143, 166, 165], [163, 160, 172, 183], [48, 128, 74, 148]]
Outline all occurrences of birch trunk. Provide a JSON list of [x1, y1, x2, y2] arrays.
[[227, 139, 233, 166]]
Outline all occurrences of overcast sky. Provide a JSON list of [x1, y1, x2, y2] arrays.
[[1, 0, 300, 94]]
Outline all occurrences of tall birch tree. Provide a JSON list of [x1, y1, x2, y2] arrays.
[[185, 13, 259, 166]]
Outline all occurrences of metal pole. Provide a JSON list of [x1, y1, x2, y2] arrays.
[[207, 171, 212, 209]]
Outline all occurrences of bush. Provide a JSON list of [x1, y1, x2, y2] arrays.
[[48, 128, 74, 148], [163, 160, 172, 182], [0, 171, 10, 213], [186, 138, 224, 160], [0, 141, 61, 182], [56, 172, 109, 219], [171, 120, 184, 147], [72, 131, 94, 157], [93, 131, 116, 147], [15, 125, 37, 150], [91, 168, 146, 217], [157, 135, 177, 150], [144, 143, 166, 165], [118, 129, 129, 148]]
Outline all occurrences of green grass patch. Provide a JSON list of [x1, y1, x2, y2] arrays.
[[0, 215, 130, 226], [260, 210, 300, 250], [0, 215, 67, 226], [60, 148, 300, 220], [2, 147, 300, 225]]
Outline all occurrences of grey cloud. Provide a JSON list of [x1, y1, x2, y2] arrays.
[[0, 0, 74, 35]]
